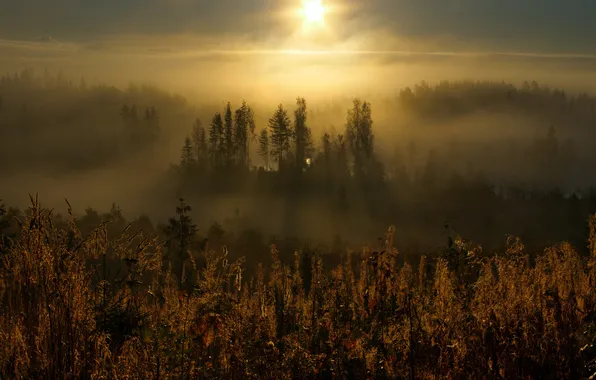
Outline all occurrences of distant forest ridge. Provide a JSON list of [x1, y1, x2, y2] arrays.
[[2, 68, 596, 120]]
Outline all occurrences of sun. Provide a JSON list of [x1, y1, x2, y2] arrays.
[[303, 0, 325, 23]]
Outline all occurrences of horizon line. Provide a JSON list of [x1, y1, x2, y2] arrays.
[[2, 38, 596, 60]]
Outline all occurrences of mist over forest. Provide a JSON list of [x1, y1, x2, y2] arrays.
[[5, 0, 596, 376], [2, 68, 596, 258]]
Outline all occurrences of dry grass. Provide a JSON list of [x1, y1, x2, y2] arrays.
[[1, 197, 596, 379]]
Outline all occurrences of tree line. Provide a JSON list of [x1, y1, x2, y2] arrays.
[[177, 97, 384, 183]]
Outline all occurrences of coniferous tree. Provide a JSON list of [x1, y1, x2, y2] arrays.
[[234, 102, 250, 168], [269, 104, 293, 171], [294, 97, 312, 172], [209, 112, 224, 168], [192, 118, 208, 168], [258, 128, 270, 170], [346, 99, 374, 178]]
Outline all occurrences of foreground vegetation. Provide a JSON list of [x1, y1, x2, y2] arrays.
[[1, 198, 596, 379]]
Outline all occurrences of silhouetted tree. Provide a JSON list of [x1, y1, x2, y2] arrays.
[[269, 104, 293, 171], [294, 97, 312, 172], [180, 136, 195, 169], [234, 102, 250, 168], [346, 99, 374, 179], [192, 118, 208, 168], [209, 112, 224, 168]]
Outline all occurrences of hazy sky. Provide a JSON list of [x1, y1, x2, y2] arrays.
[[1, 0, 596, 98], [1, 0, 594, 53]]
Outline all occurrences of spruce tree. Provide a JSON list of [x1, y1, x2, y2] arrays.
[[268, 104, 293, 171]]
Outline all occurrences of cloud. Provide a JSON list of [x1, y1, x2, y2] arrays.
[[0, 0, 594, 55], [2, 14, 596, 104]]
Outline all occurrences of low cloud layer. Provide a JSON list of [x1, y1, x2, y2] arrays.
[[2, 34, 596, 106]]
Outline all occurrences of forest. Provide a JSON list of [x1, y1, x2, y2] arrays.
[[2, 69, 596, 378]]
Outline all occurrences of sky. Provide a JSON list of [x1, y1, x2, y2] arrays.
[[1, 0, 596, 97], [1, 0, 594, 53]]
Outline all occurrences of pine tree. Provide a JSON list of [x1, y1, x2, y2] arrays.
[[294, 97, 312, 172], [269, 104, 293, 171], [258, 128, 270, 170], [209, 112, 224, 168]]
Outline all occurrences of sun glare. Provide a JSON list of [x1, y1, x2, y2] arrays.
[[303, 0, 325, 23]]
